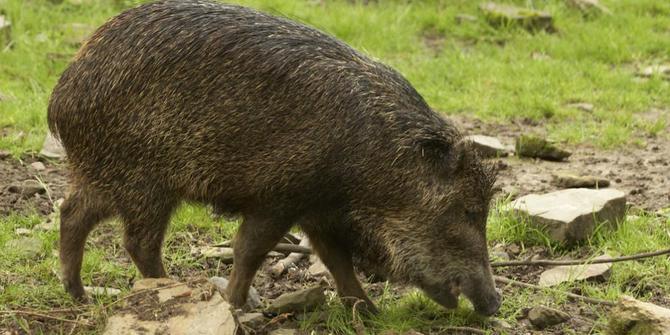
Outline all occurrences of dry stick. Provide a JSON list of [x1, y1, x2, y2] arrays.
[[270, 237, 312, 276], [440, 326, 486, 334], [494, 276, 615, 306], [214, 241, 313, 255], [491, 248, 670, 268], [0, 310, 91, 327]]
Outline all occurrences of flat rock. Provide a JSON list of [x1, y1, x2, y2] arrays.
[[0, 150, 10, 159], [30, 161, 46, 171], [85, 286, 122, 297], [132, 278, 192, 303], [516, 135, 571, 161], [480, 2, 554, 33], [103, 288, 235, 335], [0, 15, 10, 48], [7, 180, 46, 199], [609, 296, 670, 335], [238, 312, 266, 329], [15, 228, 32, 236], [528, 306, 570, 329], [465, 135, 509, 158], [308, 255, 329, 277], [268, 285, 326, 314], [509, 188, 626, 243], [201, 246, 234, 263], [40, 131, 66, 159], [210, 276, 262, 310], [551, 172, 610, 188], [566, 0, 612, 15], [269, 329, 298, 335], [538, 254, 612, 286], [638, 65, 670, 80], [6, 237, 43, 258]]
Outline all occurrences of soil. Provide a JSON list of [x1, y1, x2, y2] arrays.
[[0, 115, 668, 334]]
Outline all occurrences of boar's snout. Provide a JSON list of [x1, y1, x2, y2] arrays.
[[472, 287, 501, 316], [462, 268, 502, 316]]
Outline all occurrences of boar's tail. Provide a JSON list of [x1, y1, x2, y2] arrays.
[[46, 85, 65, 142]]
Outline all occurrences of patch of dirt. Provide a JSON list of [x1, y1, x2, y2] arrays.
[[451, 115, 670, 211], [0, 155, 68, 216]]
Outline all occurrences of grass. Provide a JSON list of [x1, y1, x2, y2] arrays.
[[1, 0, 670, 334]]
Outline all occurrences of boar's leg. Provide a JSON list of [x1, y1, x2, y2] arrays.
[[226, 214, 291, 308], [119, 197, 178, 278], [307, 233, 378, 314], [60, 185, 115, 302]]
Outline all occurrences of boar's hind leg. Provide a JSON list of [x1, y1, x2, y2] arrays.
[[307, 233, 378, 314], [119, 196, 178, 278], [60, 185, 115, 302], [226, 214, 291, 308]]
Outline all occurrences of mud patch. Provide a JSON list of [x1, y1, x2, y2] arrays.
[[0, 155, 67, 216]]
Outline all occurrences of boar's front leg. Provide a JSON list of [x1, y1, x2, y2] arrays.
[[226, 214, 291, 308], [306, 232, 378, 314]]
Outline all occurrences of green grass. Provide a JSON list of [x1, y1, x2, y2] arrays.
[[1, 0, 670, 333]]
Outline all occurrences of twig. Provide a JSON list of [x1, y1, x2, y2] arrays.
[[494, 276, 615, 306], [213, 241, 313, 255], [0, 310, 91, 327], [440, 326, 486, 334], [351, 299, 367, 335], [270, 237, 311, 276], [491, 248, 670, 268]]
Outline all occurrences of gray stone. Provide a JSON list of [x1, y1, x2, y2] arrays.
[[15, 228, 32, 236], [269, 329, 298, 335], [238, 312, 266, 329], [35, 219, 58, 231], [268, 286, 326, 314], [103, 288, 235, 335], [516, 135, 571, 161], [308, 255, 329, 277], [30, 161, 46, 171], [480, 3, 554, 33], [528, 306, 570, 329], [538, 254, 612, 287], [210, 276, 262, 310], [551, 172, 610, 188], [509, 188, 626, 243], [465, 135, 509, 158], [0, 15, 10, 48], [566, 0, 612, 15], [608, 296, 670, 335], [490, 318, 513, 329], [567, 102, 595, 113], [0, 150, 9, 159], [6, 237, 43, 258], [132, 278, 192, 303], [201, 246, 234, 263], [638, 65, 670, 80], [40, 131, 66, 159], [8, 180, 46, 199], [85, 286, 122, 297]]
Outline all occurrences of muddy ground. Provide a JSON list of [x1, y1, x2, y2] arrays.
[[1, 116, 668, 334]]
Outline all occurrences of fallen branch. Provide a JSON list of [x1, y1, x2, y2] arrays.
[[441, 326, 486, 334], [270, 237, 311, 276], [214, 241, 313, 255], [494, 276, 615, 306], [0, 310, 91, 327], [491, 248, 670, 268]]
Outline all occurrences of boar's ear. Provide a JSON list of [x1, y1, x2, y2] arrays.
[[415, 137, 469, 175]]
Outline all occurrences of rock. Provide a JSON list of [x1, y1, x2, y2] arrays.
[[509, 188, 626, 243], [490, 318, 513, 329], [40, 131, 66, 159], [35, 219, 58, 231], [209, 276, 262, 310], [268, 285, 326, 314], [132, 278, 192, 303], [566, 0, 612, 15], [6, 237, 43, 258], [30, 161, 46, 171], [567, 102, 594, 113], [0, 150, 9, 159], [538, 254, 612, 286], [269, 329, 298, 335], [455, 14, 478, 24], [85, 286, 122, 297], [200, 246, 234, 263], [656, 208, 670, 219], [238, 312, 266, 329], [7, 180, 46, 198], [103, 287, 235, 335], [60, 23, 95, 46], [0, 15, 11, 48], [308, 255, 329, 277], [638, 65, 670, 80], [15, 228, 32, 236], [465, 135, 509, 158], [515, 135, 571, 161], [528, 306, 570, 329], [479, 3, 555, 33], [608, 296, 670, 335], [551, 172, 610, 188]]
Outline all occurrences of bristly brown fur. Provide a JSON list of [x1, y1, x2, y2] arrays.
[[48, 0, 500, 315]]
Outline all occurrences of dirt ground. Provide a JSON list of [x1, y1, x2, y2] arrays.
[[1, 116, 668, 334]]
